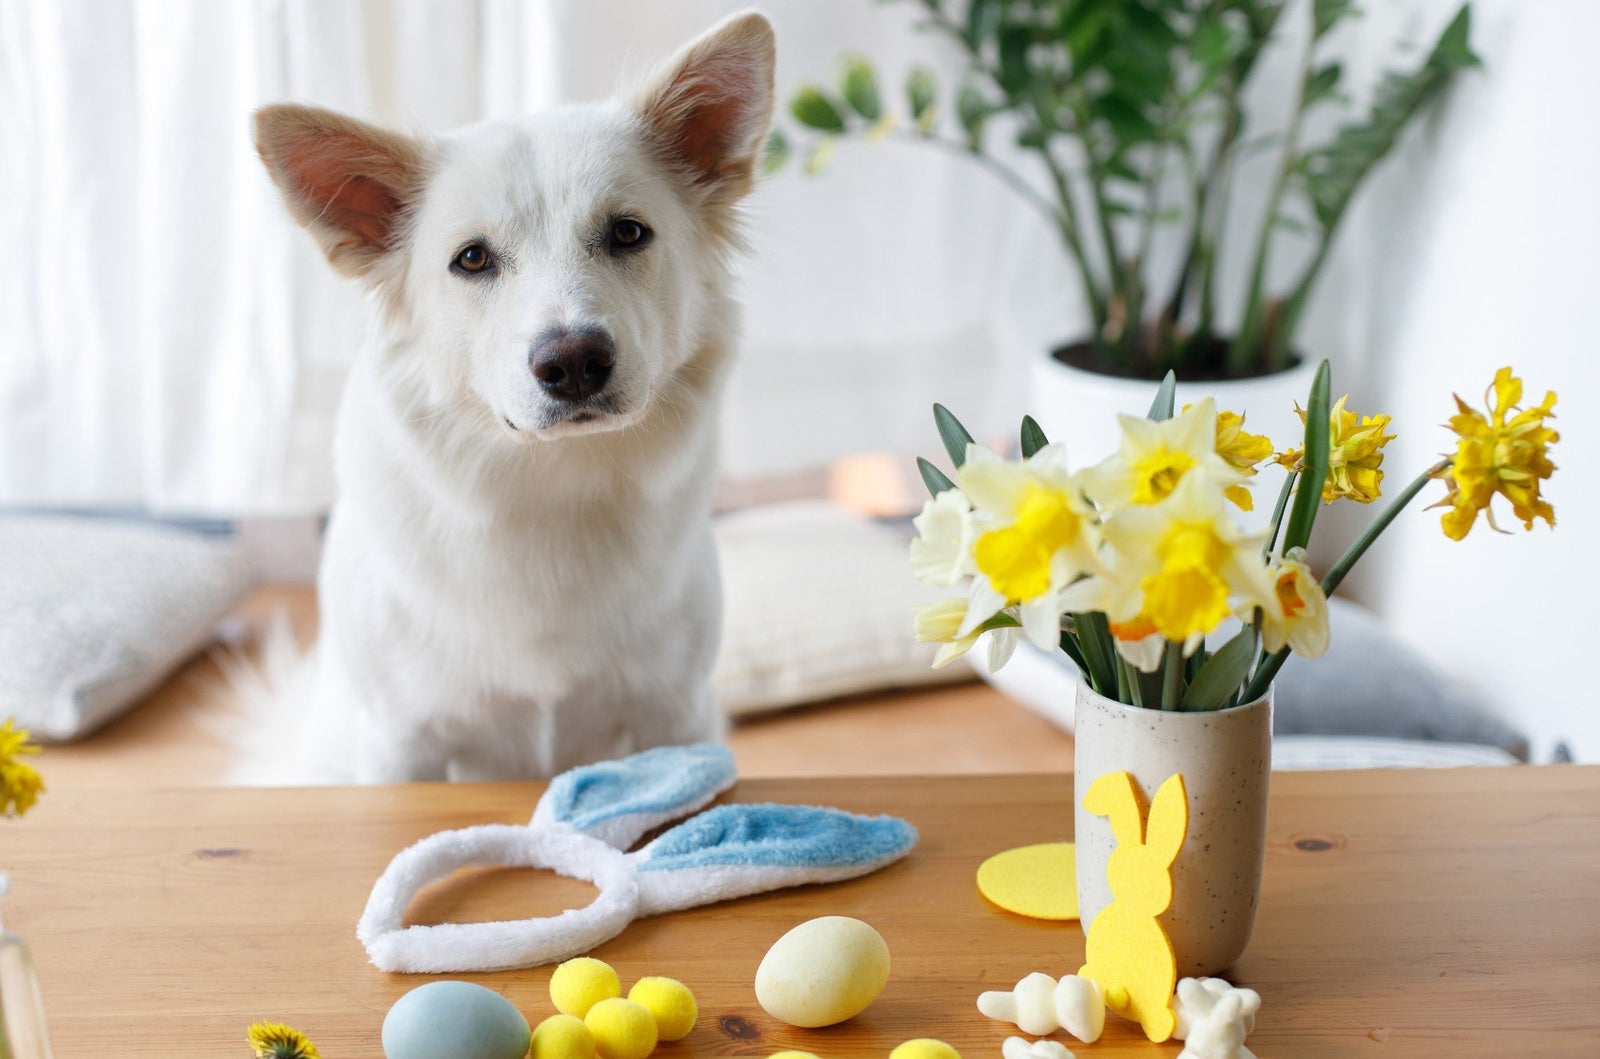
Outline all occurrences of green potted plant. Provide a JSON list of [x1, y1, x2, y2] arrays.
[[769, 0, 1479, 459]]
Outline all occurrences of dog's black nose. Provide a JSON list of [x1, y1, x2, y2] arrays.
[[530, 329, 615, 401]]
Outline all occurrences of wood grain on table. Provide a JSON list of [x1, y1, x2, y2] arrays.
[[4, 768, 1598, 1058]]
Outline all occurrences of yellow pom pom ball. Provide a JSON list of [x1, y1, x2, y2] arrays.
[[551, 957, 622, 1018], [890, 1040, 962, 1059], [627, 976, 698, 1042], [584, 997, 659, 1059], [532, 1014, 597, 1059]]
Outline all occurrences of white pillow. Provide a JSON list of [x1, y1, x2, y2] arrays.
[[713, 501, 969, 717], [0, 515, 249, 741]]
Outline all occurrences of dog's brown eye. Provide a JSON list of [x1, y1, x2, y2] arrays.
[[610, 219, 650, 250], [454, 244, 491, 273]]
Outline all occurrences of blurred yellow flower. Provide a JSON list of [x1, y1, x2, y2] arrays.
[[248, 1022, 320, 1059], [1081, 398, 1248, 512], [914, 598, 1018, 670], [1439, 367, 1558, 541], [1212, 408, 1274, 511], [1256, 551, 1329, 657], [958, 444, 1098, 649], [1277, 395, 1395, 503], [0, 718, 44, 818]]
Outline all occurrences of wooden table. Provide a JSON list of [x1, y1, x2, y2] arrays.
[[5, 768, 1598, 1057]]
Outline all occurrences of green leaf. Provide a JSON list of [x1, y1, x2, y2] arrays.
[[917, 456, 956, 497], [1305, 61, 1343, 105], [1071, 612, 1120, 698], [1313, 0, 1359, 39], [1192, 17, 1242, 69], [933, 403, 975, 467], [790, 85, 846, 132], [1020, 415, 1048, 458], [1180, 626, 1257, 709], [906, 66, 938, 130], [759, 130, 789, 175], [966, 0, 1001, 48], [1057, 630, 1091, 676], [1147, 370, 1177, 420], [1282, 359, 1332, 552], [837, 55, 882, 122], [956, 79, 988, 148], [1300, 4, 1479, 232], [997, 24, 1032, 97]]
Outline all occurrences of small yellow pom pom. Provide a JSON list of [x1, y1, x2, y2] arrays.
[[584, 998, 658, 1059], [532, 1014, 596, 1059], [551, 957, 622, 1018], [890, 1040, 962, 1059], [627, 977, 698, 1042]]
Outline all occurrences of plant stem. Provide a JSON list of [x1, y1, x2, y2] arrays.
[[1122, 656, 1145, 707], [1321, 459, 1452, 598], [1161, 642, 1184, 710], [1264, 468, 1298, 557], [1232, 21, 1316, 375], [1241, 458, 1451, 701]]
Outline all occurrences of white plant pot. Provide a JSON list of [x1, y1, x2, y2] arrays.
[[1029, 351, 1318, 528], [1073, 679, 1272, 978]]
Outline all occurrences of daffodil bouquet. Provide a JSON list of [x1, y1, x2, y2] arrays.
[[911, 362, 1557, 710]]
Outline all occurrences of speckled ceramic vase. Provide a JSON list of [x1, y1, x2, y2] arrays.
[[1073, 679, 1272, 978]]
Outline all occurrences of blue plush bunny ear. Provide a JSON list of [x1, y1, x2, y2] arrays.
[[531, 743, 737, 849], [631, 803, 918, 916]]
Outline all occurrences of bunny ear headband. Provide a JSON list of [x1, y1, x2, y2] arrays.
[[358, 743, 919, 973]]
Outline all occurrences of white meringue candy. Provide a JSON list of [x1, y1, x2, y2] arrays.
[[977, 972, 1104, 1043]]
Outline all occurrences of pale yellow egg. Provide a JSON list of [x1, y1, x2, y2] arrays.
[[754, 916, 891, 1027]]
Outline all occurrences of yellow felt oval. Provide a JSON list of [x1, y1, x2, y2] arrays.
[[975, 843, 1079, 921]]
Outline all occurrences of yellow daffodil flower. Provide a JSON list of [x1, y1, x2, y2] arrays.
[[1107, 615, 1166, 673], [1080, 398, 1250, 513], [1256, 550, 1329, 657], [1212, 408, 1275, 511], [247, 1022, 320, 1059], [1438, 366, 1558, 541], [956, 443, 1098, 649], [910, 487, 976, 586], [1276, 394, 1396, 503], [1069, 473, 1275, 653], [0, 718, 44, 818]]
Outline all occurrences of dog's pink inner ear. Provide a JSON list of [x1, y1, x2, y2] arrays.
[[647, 59, 765, 185], [282, 132, 409, 250], [638, 16, 774, 189]]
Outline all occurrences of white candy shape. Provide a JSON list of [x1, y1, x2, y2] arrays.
[[1172, 977, 1261, 1059], [977, 973, 1104, 1043], [1001, 1036, 1075, 1059]]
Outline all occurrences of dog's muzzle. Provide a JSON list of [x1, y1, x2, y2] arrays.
[[530, 327, 615, 402]]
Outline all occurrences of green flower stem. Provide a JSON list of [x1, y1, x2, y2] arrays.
[[1320, 458, 1452, 598], [1161, 642, 1184, 710], [1242, 458, 1451, 701], [1264, 468, 1299, 558]]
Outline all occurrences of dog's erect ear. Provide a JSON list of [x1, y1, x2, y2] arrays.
[[254, 104, 429, 279], [631, 11, 776, 201]]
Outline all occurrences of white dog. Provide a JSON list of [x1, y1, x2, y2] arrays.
[[250, 12, 775, 783]]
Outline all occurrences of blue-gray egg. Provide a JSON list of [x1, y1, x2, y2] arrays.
[[383, 980, 531, 1059]]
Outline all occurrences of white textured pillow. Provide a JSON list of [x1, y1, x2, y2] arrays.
[[0, 516, 249, 741], [713, 501, 969, 717]]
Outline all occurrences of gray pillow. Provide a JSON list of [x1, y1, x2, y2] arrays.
[[1274, 600, 1528, 760], [0, 515, 249, 741]]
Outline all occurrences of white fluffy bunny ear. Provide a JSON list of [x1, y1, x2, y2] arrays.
[[632, 803, 919, 916], [531, 742, 738, 848]]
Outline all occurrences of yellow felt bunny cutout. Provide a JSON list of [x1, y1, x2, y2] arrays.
[[1078, 770, 1188, 1043]]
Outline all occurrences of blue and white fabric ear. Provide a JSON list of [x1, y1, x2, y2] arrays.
[[357, 743, 919, 973]]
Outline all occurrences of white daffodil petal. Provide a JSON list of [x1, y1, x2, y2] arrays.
[[910, 490, 975, 586], [986, 628, 1020, 671], [959, 577, 1010, 638], [1020, 594, 1063, 650], [1114, 632, 1166, 673]]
